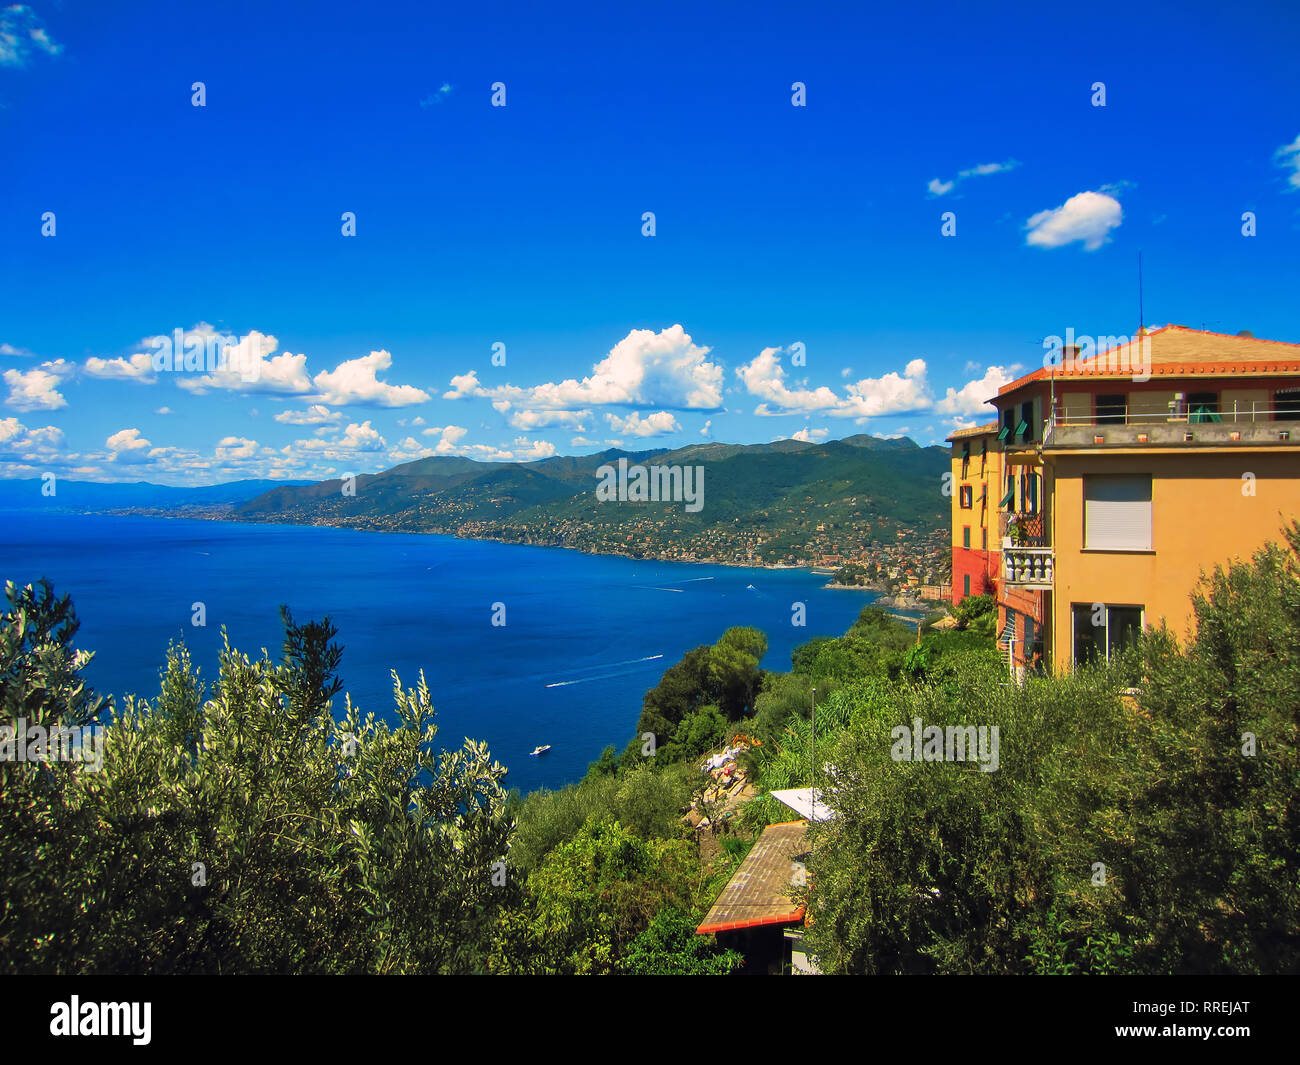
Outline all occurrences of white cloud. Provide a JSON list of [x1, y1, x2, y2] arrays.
[[155, 406, 173, 415], [737, 346, 931, 419], [420, 83, 454, 107], [291, 421, 388, 461], [927, 159, 1019, 197], [0, 343, 34, 357], [0, 5, 63, 67], [176, 330, 313, 395], [570, 436, 599, 447], [337, 421, 386, 451], [935, 364, 1022, 419], [444, 325, 723, 411], [0, 417, 64, 460], [84, 351, 155, 381], [420, 424, 470, 454], [700, 419, 712, 437], [4, 360, 71, 411], [274, 404, 342, 425], [1275, 134, 1300, 190], [1025, 190, 1123, 251], [215, 436, 258, 460], [788, 427, 829, 442], [106, 428, 152, 463], [107, 428, 149, 451], [604, 410, 681, 437], [512, 437, 558, 460], [506, 408, 589, 431], [312, 350, 430, 407]]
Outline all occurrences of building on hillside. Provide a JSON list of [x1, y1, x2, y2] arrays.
[[696, 819, 811, 974], [946, 421, 1005, 605], [955, 324, 1300, 678]]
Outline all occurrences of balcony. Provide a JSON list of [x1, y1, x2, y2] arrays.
[[998, 511, 1049, 547], [1045, 407, 1299, 450], [1003, 546, 1054, 588]]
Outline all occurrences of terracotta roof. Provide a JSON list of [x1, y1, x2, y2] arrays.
[[945, 421, 1000, 442], [997, 325, 1300, 398], [696, 821, 809, 935]]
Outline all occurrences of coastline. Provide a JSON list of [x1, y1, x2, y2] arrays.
[[88, 507, 840, 575], [17, 505, 952, 593]]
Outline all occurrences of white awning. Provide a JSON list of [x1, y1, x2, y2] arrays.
[[769, 787, 835, 823]]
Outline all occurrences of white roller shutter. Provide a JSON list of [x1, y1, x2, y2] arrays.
[[1085, 474, 1152, 550]]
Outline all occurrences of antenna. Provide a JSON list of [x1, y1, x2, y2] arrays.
[[1138, 251, 1144, 334]]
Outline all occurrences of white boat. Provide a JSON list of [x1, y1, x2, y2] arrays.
[[530, 745, 552, 757]]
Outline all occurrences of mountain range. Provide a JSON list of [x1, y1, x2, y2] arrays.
[[230, 434, 951, 566]]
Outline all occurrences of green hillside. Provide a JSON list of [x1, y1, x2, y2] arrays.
[[233, 434, 951, 569]]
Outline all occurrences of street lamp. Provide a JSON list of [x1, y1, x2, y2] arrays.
[[810, 686, 816, 825]]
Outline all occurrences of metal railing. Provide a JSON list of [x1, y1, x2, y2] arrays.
[[1053, 405, 1300, 428]]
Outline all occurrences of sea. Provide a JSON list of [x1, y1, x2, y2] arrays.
[[0, 511, 906, 793]]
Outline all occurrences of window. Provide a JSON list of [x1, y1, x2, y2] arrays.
[[1073, 604, 1144, 666], [1084, 474, 1152, 550], [1188, 391, 1220, 424], [961, 442, 970, 477], [963, 526, 971, 548], [963, 574, 971, 597], [999, 472, 1014, 508], [980, 440, 987, 471], [1017, 400, 1035, 442], [1275, 388, 1300, 420], [981, 528, 987, 549], [1096, 393, 1127, 425], [959, 485, 973, 509]]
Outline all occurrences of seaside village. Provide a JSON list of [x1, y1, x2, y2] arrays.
[[688, 325, 1300, 973]]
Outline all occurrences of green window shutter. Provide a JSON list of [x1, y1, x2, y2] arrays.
[[1015, 420, 1029, 439], [999, 486, 1014, 508], [997, 424, 1010, 441]]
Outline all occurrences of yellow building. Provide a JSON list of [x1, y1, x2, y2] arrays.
[[945, 421, 1005, 605], [976, 325, 1300, 674]]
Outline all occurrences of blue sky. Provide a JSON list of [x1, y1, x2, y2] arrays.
[[2, 0, 1298, 484]]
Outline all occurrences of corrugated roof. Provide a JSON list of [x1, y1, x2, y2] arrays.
[[696, 821, 809, 935], [997, 325, 1300, 397]]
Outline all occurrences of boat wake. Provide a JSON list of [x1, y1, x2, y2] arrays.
[[544, 653, 664, 688]]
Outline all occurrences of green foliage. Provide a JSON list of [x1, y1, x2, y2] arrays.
[[661, 703, 729, 761], [623, 908, 743, 975], [954, 593, 996, 638], [510, 758, 692, 876], [790, 607, 916, 685], [501, 819, 699, 974], [800, 522, 1300, 974], [0, 595, 512, 974], [636, 627, 767, 751], [751, 671, 815, 745], [954, 593, 994, 627], [0, 578, 111, 728]]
